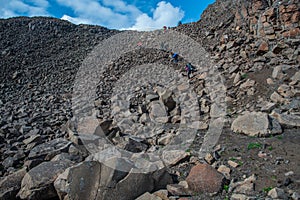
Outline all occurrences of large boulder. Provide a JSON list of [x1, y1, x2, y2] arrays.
[[0, 168, 26, 200], [231, 111, 282, 136], [149, 101, 169, 124], [54, 161, 101, 200], [17, 160, 73, 200], [186, 163, 225, 194], [55, 160, 173, 200]]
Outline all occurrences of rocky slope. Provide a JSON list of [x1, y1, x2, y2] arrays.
[[0, 0, 300, 200]]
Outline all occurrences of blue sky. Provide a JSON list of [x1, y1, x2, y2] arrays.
[[0, 0, 215, 30]]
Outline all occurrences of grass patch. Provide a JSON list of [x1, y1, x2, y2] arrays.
[[268, 146, 273, 151], [238, 161, 244, 166], [223, 184, 229, 192], [247, 142, 262, 150], [262, 186, 273, 193], [229, 157, 237, 161], [241, 73, 248, 79], [276, 135, 283, 140], [271, 175, 277, 181]]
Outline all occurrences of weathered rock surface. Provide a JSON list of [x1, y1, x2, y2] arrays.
[[0, 168, 26, 200], [268, 187, 288, 200], [270, 111, 300, 127], [28, 138, 72, 160], [54, 160, 173, 200], [231, 111, 282, 136], [185, 163, 225, 194], [17, 160, 73, 200]]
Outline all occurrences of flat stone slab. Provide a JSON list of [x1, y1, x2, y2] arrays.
[[28, 138, 72, 160], [270, 111, 300, 127], [231, 111, 273, 136]]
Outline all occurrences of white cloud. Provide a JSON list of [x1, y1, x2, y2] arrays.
[[127, 1, 184, 31], [61, 15, 93, 25], [0, 0, 185, 31], [56, 0, 184, 31], [102, 0, 141, 16], [56, 0, 136, 29], [0, 0, 49, 18]]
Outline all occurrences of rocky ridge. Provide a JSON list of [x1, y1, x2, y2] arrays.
[[0, 0, 300, 199]]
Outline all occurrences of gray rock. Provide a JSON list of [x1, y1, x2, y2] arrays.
[[260, 101, 276, 112], [217, 165, 231, 179], [268, 116, 282, 135], [292, 192, 300, 200], [24, 158, 44, 170], [135, 192, 162, 200], [54, 161, 101, 200], [270, 111, 300, 127], [152, 190, 168, 200], [278, 84, 294, 98], [231, 111, 276, 136], [56, 159, 172, 200], [2, 156, 18, 169], [229, 174, 256, 194], [0, 168, 26, 200], [268, 187, 288, 200], [17, 160, 73, 200], [146, 93, 159, 102], [149, 101, 168, 124], [167, 184, 191, 196], [291, 71, 300, 82], [158, 89, 176, 111], [124, 138, 148, 153], [272, 66, 285, 79], [28, 138, 72, 160], [23, 134, 42, 145], [270, 92, 288, 104], [231, 194, 256, 200], [161, 150, 189, 166]]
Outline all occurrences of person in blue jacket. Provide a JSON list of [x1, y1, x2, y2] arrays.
[[171, 52, 179, 63]]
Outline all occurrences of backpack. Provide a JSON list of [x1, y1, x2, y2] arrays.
[[186, 63, 192, 71]]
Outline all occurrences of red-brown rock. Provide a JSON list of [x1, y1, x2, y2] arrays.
[[291, 11, 300, 23], [282, 28, 300, 38], [257, 41, 269, 55], [286, 4, 298, 12], [281, 13, 292, 22], [186, 164, 225, 194], [264, 8, 275, 17]]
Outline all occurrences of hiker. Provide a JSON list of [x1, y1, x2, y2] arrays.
[[185, 63, 196, 79], [171, 52, 179, 63], [163, 26, 167, 32]]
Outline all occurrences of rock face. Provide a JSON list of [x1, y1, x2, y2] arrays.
[[54, 161, 173, 200], [185, 163, 225, 194]]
